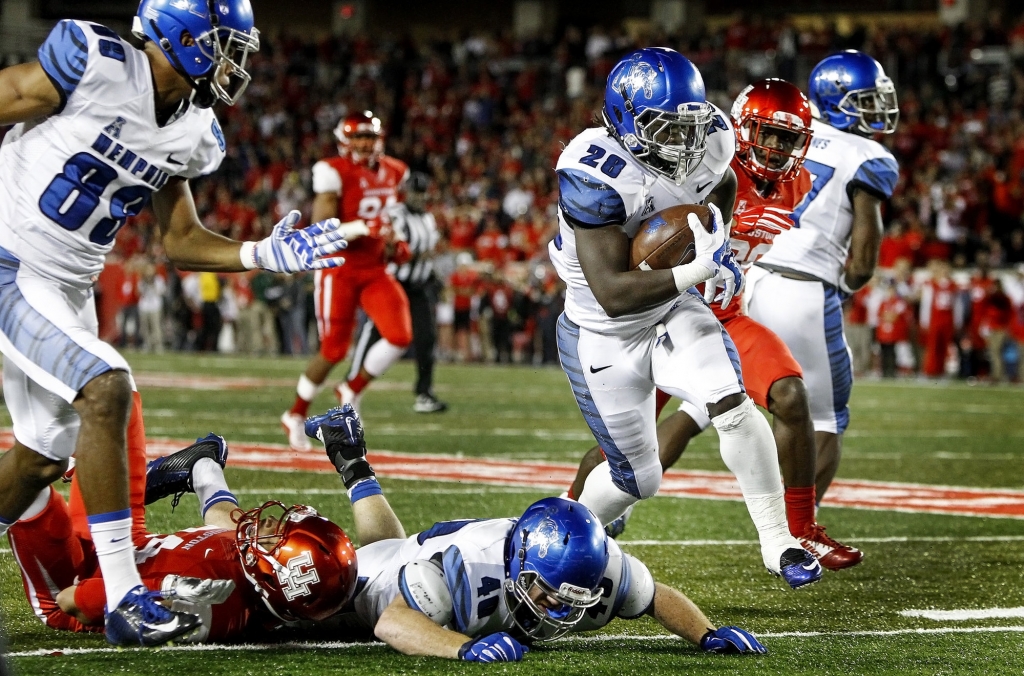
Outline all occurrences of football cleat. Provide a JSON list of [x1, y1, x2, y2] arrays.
[[413, 392, 448, 414], [305, 405, 375, 489], [281, 411, 312, 452], [774, 547, 823, 589], [105, 585, 202, 647], [799, 524, 863, 570], [145, 433, 227, 508], [335, 382, 362, 416], [604, 504, 635, 539]]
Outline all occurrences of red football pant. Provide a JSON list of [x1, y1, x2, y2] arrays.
[[922, 318, 955, 377], [314, 266, 412, 363]]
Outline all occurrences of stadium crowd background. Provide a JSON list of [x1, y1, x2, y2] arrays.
[[65, 5, 1024, 382]]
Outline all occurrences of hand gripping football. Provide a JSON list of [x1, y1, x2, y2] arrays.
[[629, 204, 713, 271]]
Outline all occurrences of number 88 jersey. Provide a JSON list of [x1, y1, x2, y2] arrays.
[[549, 105, 735, 335], [0, 20, 225, 290], [311, 153, 409, 269]]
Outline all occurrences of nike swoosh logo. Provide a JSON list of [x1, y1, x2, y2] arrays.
[[589, 365, 612, 373], [696, 181, 712, 192], [802, 561, 821, 571], [166, 154, 184, 165], [111, 536, 129, 543]]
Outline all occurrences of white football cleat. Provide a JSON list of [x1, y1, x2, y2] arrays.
[[335, 382, 362, 417], [280, 411, 312, 452]]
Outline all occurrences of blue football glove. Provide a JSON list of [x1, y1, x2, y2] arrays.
[[458, 632, 530, 662], [700, 626, 767, 655], [254, 210, 348, 273], [702, 249, 743, 309]]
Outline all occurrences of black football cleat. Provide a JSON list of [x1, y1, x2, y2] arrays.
[[105, 585, 202, 647], [305, 405, 375, 489], [144, 433, 227, 508]]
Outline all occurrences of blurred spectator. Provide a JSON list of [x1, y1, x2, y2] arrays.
[[876, 281, 916, 378], [847, 283, 874, 377], [979, 279, 1014, 381], [197, 272, 223, 352], [118, 259, 142, 349], [137, 263, 166, 354], [920, 259, 959, 377]]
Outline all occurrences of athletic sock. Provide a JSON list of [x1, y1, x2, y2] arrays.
[[712, 397, 798, 572], [577, 461, 639, 526], [191, 457, 238, 518], [0, 514, 14, 538], [347, 372, 371, 395], [784, 485, 817, 537], [290, 375, 323, 418], [88, 510, 144, 611], [18, 488, 52, 522], [348, 477, 382, 504], [362, 339, 406, 378]]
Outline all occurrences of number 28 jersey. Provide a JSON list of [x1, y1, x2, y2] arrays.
[[549, 105, 735, 336], [0, 20, 225, 290], [311, 154, 409, 270]]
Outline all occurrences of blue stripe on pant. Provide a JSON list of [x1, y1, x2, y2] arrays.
[[823, 286, 852, 433], [0, 248, 112, 395], [718, 324, 745, 390], [556, 313, 640, 497]]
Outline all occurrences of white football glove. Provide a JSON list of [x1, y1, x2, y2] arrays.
[[690, 202, 730, 273], [160, 575, 236, 605], [251, 210, 348, 273], [702, 249, 744, 309]]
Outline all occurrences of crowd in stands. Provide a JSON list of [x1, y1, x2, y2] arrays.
[[85, 8, 1024, 380]]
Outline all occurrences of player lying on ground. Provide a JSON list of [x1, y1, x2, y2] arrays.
[[9, 404, 403, 641], [13, 406, 766, 659], [568, 79, 862, 572]]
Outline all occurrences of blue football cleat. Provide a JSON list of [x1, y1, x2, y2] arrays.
[[305, 406, 374, 489], [105, 585, 202, 647], [604, 504, 634, 539], [777, 547, 823, 589], [144, 433, 227, 507]]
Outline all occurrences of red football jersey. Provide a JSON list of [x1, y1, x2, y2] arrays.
[[314, 154, 409, 269], [702, 158, 812, 321]]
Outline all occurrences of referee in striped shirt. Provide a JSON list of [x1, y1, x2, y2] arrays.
[[347, 173, 448, 412]]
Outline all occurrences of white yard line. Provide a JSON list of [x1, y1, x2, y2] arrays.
[[900, 608, 1024, 621], [10, 626, 1024, 658], [619, 535, 1024, 546]]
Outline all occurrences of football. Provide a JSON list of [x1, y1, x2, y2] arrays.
[[629, 204, 713, 271]]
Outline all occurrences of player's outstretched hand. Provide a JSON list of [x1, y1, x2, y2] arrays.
[[253, 210, 349, 273], [459, 632, 530, 662], [161, 575, 236, 605], [689, 202, 729, 273], [699, 626, 767, 655], [702, 249, 744, 309]]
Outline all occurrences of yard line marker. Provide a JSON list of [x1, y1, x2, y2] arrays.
[[6, 430, 1024, 519], [11, 626, 1024, 657], [900, 608, 1024, 621], [619, 535, 1024, 546]]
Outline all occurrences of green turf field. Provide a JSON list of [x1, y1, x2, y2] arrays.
[[4, 353, 1024, 675]]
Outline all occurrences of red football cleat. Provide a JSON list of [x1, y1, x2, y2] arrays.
[[799, 523, 863, 570]]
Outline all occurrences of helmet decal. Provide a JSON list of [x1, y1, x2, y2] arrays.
[[618, 60, 658, 102], [525, 517, 560, 558], [277, 550, 320, 601]]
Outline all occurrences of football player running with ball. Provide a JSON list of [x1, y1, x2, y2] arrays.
[[0, 0, 348, 645], [548, 48, 820, 588], [568, 80, 863, 571], [745, 51, 899, 503]]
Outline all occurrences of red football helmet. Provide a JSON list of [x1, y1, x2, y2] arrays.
[[235, 501, 358, 622], [334, 110, 384, 166], [731, 79, 813, 183]]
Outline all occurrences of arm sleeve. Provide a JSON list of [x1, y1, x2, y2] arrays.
[[313, 161, 342, 194], [847, 156, 899, 202], [556, 168, 627, 229], [616, 554, 656, 619], [37, 20, 90, 113]]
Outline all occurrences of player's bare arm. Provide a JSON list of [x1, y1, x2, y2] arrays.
[[705, 167, 738, 224], [574, 224, 682, 318], [648, 582, 715, 643], [843, 189, 884, 291], [0, 62, 62, 125], [311, 191, 339, 223], [153, 178, 255, 272], [374, 595, 467, 659]]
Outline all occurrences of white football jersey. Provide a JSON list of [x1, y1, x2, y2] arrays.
[[549, 104, 734, 335], [351, 518, 653, 637], [756, 119, 899, 286], [0, 20, 225, 289]]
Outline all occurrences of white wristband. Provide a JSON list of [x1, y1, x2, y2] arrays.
[[239, 241, 259, 270], [671, 259, 717, 293]]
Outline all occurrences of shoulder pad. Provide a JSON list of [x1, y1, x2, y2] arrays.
[[617, 554, 655, 619], [399, 559, 453, 627], [702, 104, 736, 177], [181, 112, 226, 179], [38, 20, 90, 110]]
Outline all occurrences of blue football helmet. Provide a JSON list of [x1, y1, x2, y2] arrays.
[[808, 50, 898, 135], [603, 47, 713, 184], [133, 0, 260, 108], [503, 497, 608, 641]]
